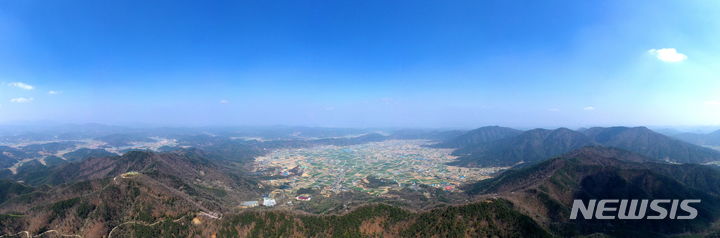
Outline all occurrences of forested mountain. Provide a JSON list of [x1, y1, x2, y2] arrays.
[[464, 146, 720, 237], [0, 150, 265, 237], [584, 127, 720, 163], [0, 175, 217, 237], [433, 126, 522, 148], [2, 198, 549, 238], [674, 130, 720, 146], [449, 128, 594, 167], [448, 127, 720, 167]]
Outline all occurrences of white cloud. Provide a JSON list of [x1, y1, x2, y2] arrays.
[[219, 99, 229, 104], [705, 100, 720, 106], [583, 106, 595, 111], [48, 90, 61, 95], [8, 82, 34, 90], [648, 48, 687, 63], [10, 97, 33, 103]]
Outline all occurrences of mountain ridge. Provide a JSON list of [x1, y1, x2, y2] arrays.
[[463, 146, 720, 237], [432, 126, 522, 148], [447, 126, 720, 167]]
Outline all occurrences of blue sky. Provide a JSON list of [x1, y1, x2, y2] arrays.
[[0, 0, 719, 128]]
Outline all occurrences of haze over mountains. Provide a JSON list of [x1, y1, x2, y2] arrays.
[[3, 124, 720, 181], [443, 126, 720, 167], [674, 130, 720, 147]]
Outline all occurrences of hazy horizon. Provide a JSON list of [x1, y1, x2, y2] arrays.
[[1, 0, 719, 128], [1, 121, 720, 135]]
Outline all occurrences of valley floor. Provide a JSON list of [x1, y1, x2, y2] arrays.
[[251, 140, 507, 209]]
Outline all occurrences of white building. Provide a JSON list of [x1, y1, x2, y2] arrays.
[[262, 197, 276, 207]]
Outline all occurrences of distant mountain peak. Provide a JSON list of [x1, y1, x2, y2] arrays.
[[433, 126, 522, 148], [448, 126, 720, 168]]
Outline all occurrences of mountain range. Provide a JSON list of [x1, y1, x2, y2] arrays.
[[446, 126, 720, 167], [0, 149, 264, 237], [464, 146, 720, 237], [674, 130, 720, 146], [3, 126, 720, 237]]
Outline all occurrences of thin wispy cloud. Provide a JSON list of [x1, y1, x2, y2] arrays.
[[10, 97, 34, 103], [7, 82, 34, 90], [380, 97, 396, 105], [583, 106, 595, 111], [648, 48, 687, 63], [219, 99, 230, 104], [48, 90, 61, 95], [705, 100, 720, 106]]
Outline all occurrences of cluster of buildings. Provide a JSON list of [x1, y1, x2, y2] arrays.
[[253, 140, 509, 199], [263, 196, 277, 206], [238, 195, 278, 208]]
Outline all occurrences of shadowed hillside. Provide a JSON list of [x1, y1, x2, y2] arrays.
[[464, 146, 720, 237], [100, 199, 551, 238]]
